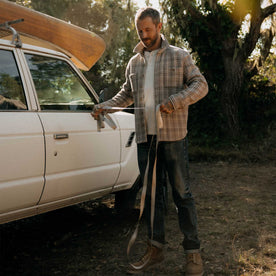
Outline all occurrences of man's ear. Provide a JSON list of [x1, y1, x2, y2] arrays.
[[157, 22, 162, 32]]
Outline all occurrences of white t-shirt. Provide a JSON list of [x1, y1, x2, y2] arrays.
[[144, 49, 158, 135]]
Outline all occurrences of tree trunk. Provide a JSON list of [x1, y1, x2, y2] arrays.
[[221, 56, 244, 138]]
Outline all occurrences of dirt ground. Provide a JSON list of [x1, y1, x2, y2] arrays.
[[0, 162, 275, 276]]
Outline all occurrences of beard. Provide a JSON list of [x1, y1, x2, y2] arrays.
[[142, 32, 158, 50]]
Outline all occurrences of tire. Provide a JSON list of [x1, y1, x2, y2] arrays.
[[114, 176, 141, 213]]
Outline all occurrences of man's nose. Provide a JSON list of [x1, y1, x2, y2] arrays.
[[140, 31, 147, 39]]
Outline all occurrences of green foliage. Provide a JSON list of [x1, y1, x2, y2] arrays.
[[241, 73, 276, 139], [162, 0, 276, 144], [0, 74, 23, 99], [15, 0, 276, 148], [257, 53, 276, 85], [188, 83, 225, 147], [94, 0, 138, 94], [240, 53, 276, 140], [16, 0, 138, 97]]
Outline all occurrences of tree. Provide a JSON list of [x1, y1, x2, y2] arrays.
[[15, 0, 138, 95], [88, 0, 138, 95], [161, 0, 276, 138]]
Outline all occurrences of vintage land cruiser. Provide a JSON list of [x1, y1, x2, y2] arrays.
[[0, 0, 139, 224]]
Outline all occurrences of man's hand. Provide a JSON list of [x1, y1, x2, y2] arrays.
[[159, 99, 174, 114], [91, 105, 104, 120]]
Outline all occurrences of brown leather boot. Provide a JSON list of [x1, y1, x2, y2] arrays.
[[127, 242, 164, 274], [185, 252, 204, 276]]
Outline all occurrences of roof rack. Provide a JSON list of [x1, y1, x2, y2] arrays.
[[0, 18, 24, 47]]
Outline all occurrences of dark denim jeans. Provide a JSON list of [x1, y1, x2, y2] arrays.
[[137, 135, 200, 251]]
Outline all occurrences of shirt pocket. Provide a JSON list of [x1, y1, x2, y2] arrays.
[[162, 66, 183, 88], [129, 73, 138, 92]]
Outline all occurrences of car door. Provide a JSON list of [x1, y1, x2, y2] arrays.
[[23, 52, 121, 204], [0, 47, 45, 214]]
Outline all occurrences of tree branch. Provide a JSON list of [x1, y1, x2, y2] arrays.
[[241, 3, 276, 62], [261, 3, 276, 20]]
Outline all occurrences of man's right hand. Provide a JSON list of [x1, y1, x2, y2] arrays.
[[91, 105, 104, 120]]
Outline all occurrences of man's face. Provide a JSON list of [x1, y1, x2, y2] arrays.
[[136, 17, 162, 51]]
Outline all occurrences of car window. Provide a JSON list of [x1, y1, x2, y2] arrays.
[[0, 49, 27, 110], [25, 54, 96, 111]]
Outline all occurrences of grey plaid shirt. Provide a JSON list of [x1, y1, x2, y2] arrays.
[[97, 35, 208, 144]]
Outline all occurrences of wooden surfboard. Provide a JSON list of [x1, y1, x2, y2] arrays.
[[0, 0, 106, 70]]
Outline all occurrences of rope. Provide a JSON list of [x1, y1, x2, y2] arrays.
[[127, 105, 162, 270], [96, 104, 164, 270]]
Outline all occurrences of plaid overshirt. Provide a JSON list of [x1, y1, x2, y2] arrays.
[[98, 35, 208, 144]]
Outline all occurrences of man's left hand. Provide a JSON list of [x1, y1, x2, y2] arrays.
[[160, 99, 174, 114]]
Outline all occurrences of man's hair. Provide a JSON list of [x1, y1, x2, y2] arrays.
[[135, 7, 160, 26]]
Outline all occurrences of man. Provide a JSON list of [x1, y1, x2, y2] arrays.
[[92, 7, 208, 276]]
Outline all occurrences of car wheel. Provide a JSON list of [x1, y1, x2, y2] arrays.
[[114, 176, 141, 213]]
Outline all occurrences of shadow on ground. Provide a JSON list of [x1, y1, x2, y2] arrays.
[[1, 162, 275, 275]]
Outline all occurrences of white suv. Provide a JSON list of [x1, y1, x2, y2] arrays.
[[0, 7, 139, 224]]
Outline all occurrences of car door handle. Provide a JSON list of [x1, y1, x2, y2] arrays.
[[53, 133, 69, 139]]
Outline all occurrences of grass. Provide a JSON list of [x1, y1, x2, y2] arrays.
[[233, 232, 276, 275], [189, 124, 276, 164], [189, 162, 276, 275]]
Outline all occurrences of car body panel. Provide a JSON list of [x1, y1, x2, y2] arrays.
[[0, 21, 139, 224], [112, 112, 138, 191], [38, 112, 121, 204], [0, 112, 45, 213]]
